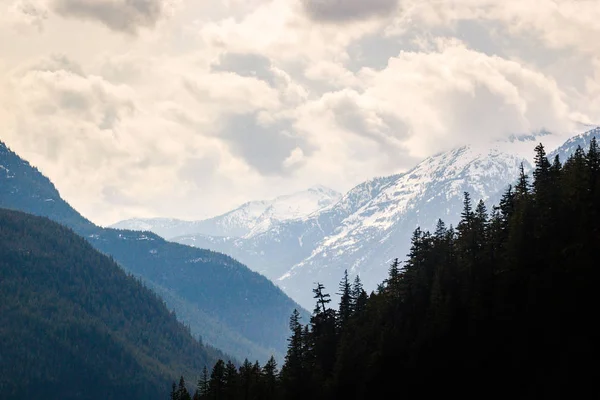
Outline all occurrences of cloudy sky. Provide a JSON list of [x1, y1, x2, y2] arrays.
[[0, 0, 599, 225]]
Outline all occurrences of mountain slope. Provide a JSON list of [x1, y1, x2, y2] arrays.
[[174, 136, 546, 309], [549, 127, 600, 161], [111, 186, 341, 239], [0, 208, 224, 400], [0, 140, 308, 362]]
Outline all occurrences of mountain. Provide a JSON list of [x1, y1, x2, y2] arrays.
[[0, 140, 308, 362], [172, 134, 566, 309], [110, 186, 341, 239], [0, 208, 225, 400], [549, 127, 600, 161], [242, 135, 598, 400]]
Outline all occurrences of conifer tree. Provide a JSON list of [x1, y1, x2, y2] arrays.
[[280, 309, 305, 400], [224, 360, 238, 400], [177, 376, 192, 400], [209, 360, 226, 400], [434, 219, 447, 239], [475, 200, 488, 238], [238, 359, 253, 400], [515, 163, 530, 198], [262, 356, 279, 400], [351, 275, 367, 314], [309, 283, 337, 394], [196, 366, 209, 400], [171, 382, 178, 400], [337, 270, 352, 331], [312, 283, 331, 314], [460, 192, 474, 223], [533, 143, 551, 185]]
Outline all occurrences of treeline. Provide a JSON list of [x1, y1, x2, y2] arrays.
[[178, 139, 598, 399], [169, 356, 279, 400]]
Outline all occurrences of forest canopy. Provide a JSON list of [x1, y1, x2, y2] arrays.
[[180, 139, 599, 400]]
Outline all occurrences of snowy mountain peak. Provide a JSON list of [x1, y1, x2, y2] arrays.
[[549, 126, 600, 162], [275, 141, 532, 298], [169, 130, 594, 309], [110, 186, 342, 239]]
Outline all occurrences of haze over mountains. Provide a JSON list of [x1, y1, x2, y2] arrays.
[[1, 127, 597, 400], [115, 129, 596, 309], [0, 141, 307, 362], [111, 186, 341, 239]]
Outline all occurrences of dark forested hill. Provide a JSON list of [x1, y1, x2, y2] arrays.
[[189, 138, 599, 400], [0, 141, 307, 362], [0, 208, 226, 400]]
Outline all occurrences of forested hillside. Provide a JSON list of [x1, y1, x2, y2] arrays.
[[184, 139, 598, 399], [0, 208, 226, 400], [0, 141, 307, 361]]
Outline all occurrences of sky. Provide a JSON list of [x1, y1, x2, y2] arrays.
[[0, 0, 599, 226]]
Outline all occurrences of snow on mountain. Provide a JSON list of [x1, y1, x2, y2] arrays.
[[173, 128, 600, 309], [548, 127, 600, 162], [110, 185, 342, 239], [173, 135, 547, 308], [279, 140, 541, 306]]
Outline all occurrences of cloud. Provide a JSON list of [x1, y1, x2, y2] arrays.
[[387, 1, 600, 54], [13, 55, 136, 132], [211, 52, 277, 86], [52, 0, 178, 33], [219, 112, 313, 175], [4, 0, 49, 32], [196, 0, 385, 63], [301, 0, 399, 23], [2, 0, 600, 226], [325, 89, 409, 151], [359, 38, 573, 156]]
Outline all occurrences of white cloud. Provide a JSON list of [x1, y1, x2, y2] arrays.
[[3, 0, 49, 32], [359, 39, 573, 156], [1, 0, 599, 225]]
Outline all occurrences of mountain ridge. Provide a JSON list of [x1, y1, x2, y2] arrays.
[[111, 185, 341, 240], [0, 207, 225, 400], [171, 129, 597, 309], [0, 140, 308, 362]]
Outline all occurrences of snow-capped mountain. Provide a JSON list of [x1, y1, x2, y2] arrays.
[[163, 128, 600, 310], [549, 127, 600, 162], [278, 140, 540, 306], [173, 134, 559, 308], [110, 185, 342, 239]]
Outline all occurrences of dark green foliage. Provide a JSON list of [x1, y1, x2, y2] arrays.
[[0, 140, 308, 361], [0, 208, 224, 400], [207, 360, 226, 400], [279, 310, 305, 400], [194, 138, 599, 399], [261, 356, 279, 400], [336, 270, 352, 330], [172, 376, 192, 400], [194, 367, 210, 400]]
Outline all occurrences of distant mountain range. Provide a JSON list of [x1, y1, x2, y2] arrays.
[[111, 185, 341, 239], [0, 140, 308, 362], [0, 208, 225, 400], [137, 129, 599, 310]]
